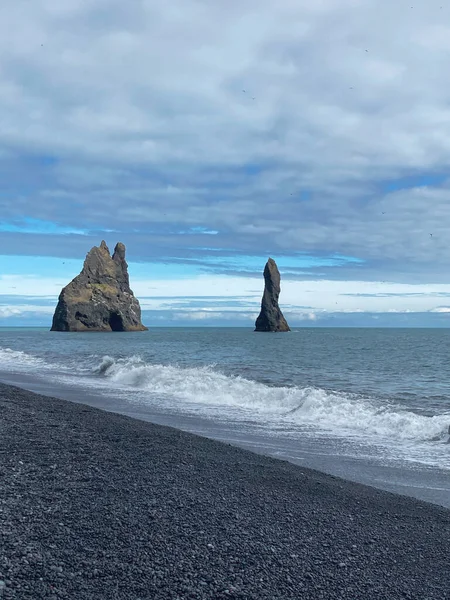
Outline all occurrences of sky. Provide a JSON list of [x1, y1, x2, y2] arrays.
[[2, 0, 450, 327]]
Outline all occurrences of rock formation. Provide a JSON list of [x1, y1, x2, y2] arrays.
[[51, 241, 148, 332], [254, 258, 290, 332]]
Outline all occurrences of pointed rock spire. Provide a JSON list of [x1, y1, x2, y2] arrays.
[[112, 242, 130, 288], [255, 258, 290, 332]]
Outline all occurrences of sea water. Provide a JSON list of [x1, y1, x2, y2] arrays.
[[0, 327, 449, 507]]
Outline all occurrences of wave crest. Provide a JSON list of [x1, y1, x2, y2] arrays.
[[0, 347, 45, 367], [95, 355, 450, 443]]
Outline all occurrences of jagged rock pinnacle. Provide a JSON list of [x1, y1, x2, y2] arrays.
[[51, 241, 147, 332]]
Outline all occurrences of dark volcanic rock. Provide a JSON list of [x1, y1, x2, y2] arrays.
[[255, 258, 290, 332], [51, 240, 147, 332]]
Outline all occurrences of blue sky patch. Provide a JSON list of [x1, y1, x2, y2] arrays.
[[0, 218, 88, 236], [380, 173, 447, 193], [178, 227, 219, 235], [161, 253, 364, 271]]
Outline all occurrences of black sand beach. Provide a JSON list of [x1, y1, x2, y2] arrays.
[[1, 382, 449, 600]]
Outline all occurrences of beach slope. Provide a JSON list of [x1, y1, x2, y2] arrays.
[[0, 382, 448, 599]]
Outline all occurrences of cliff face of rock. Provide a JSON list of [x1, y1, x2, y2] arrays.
[[51, 241, 148, 332], [254, 258, 290, 332]]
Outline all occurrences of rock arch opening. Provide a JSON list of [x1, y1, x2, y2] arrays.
[[109, 311, 125, 332]]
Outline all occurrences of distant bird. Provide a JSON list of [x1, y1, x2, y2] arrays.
[[365, 49, 368, 52], [242, 90, 246, 93], [430, 233, 433, 237], [349, 87, 354, 89]]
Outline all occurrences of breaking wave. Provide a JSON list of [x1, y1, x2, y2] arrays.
[[0, 347, 45, 368], [94, 355, 450, 444]]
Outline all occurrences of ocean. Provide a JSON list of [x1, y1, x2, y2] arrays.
[[0, 327, 449, 508]]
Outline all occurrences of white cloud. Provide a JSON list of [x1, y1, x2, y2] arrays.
[[172, 310, 259, 322], [4, 270, 450, 317], [132, 276, 450, 313], [0, 304, 54, 317], [0, 0, 445, 179], [1, 1, 450, 286], [287, 311, 320, 321], [429, 306, 450, 313], [0, 306, 22, 317]]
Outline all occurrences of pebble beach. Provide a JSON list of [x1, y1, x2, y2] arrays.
[[1, 382, 449, 600]]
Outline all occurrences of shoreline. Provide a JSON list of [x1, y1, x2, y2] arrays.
[[1, 382, 449, 599], [2, 369, 449, 510]]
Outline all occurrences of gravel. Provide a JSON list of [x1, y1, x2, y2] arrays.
[[0, 382, 449, 599]]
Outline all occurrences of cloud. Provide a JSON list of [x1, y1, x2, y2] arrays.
[[342, 292, 450, 298], [172, 310, 258, 322], [178, 227, 219, 235], [2, 1, 450, 325], [0, 306, 22, 317], [5, 268, 450, 322], [429, 306, 450, 313], [291, 311, 318, 321]]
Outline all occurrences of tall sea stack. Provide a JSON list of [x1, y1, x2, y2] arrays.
[[255, 258, 290, 332], [51, 241, 147, 332]]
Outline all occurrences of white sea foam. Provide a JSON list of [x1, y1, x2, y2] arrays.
[[95, 355, 450, 444], [0, 347, 45, 369]]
